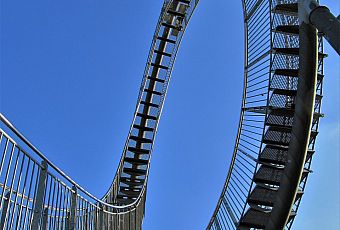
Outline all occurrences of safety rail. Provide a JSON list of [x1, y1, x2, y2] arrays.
[[1, 0, 329, 229], [0, 114, 145, 229], [206, 0, 324, 229]]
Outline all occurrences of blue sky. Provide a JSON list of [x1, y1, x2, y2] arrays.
[[1, 0, 339, 229]]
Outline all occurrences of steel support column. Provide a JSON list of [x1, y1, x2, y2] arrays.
[[310, 6, 340, 54], [265, 21, 318, 230], [300, 0, 340, 54]]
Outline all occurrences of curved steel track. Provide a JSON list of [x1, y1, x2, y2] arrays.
[[0, 0, 326, 229]]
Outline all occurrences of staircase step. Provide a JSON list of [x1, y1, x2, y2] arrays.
[[123, 167, 147, 176], [272, 3, 298, 15], [273, 69, 324, 80], [130, 136, 153, 143], [274, 68, 299, 77], [147, 76, 166, 83], [157, 36, 176, 44], [248, 186, 277, 206], [274, 47, 299, 56], [268, 107, 294, 116], [120, 177, 145, 186], [177, 0, 190, 4], [266, 113, 294, 128], [263, 124, 318, 146], [239, 208, 296, 228], [124, 157, 149, 165], [254, 165, 284, 186], [273, 47, 327, 58], [120, 186, 141, 196], [127, 147, 150, 155], [154, 50, 172, 57], [167, 9, 185, 17], [161, 22, 178, 30], [239, 208, 271, 229], [265, 110, 320, 129], [248, 186, 304, 206], [116, 195, 135, 204], [254, 165, 309, 186], [268, 106, 322, 118], [274, 25, 299, 35], [143, 88, 163, 96], [259, 144, 314, 165], [133, 124, 154, 132], [151, 63, 169, 70], [136, 112, 157, 120], [271, 88, 297, 97], [140, 101, 159, 108]]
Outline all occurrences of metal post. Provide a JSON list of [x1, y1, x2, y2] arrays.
[[0, 192, 10, 228], [41, 207, 49, 230], [98, 203, 104, 230], [68, 186, 78, 230], [266, 21, 318, 230], [32, 160, 48, 229], [84, 207, 88, 230]]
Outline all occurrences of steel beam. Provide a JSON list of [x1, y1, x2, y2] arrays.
[[299, 0, 340, 54], [265, 22, 318, 230]]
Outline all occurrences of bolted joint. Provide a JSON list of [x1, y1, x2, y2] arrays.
[[298, 0, 319, 25], [299, 0, 340, 54]]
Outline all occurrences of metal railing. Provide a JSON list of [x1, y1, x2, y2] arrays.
[[0, 113, 147, 229], [1, 0, 332, 229]]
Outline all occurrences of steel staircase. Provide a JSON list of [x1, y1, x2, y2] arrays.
[[237, 1, 325, 229]]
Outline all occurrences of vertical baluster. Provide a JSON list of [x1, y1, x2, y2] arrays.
[[31, 160, 48, 229]]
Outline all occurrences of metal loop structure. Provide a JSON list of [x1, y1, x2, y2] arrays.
[[0, 0, 329, 229]]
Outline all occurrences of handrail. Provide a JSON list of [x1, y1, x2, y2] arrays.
[[0, 113, 135, 211]]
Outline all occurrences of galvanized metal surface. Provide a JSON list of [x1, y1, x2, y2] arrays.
[[0, 0, 328, 229]]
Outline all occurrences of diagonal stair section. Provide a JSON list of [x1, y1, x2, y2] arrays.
[[238, 1, 325, 228]]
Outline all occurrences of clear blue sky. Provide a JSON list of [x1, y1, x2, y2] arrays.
[[1, 0, 339, 229]]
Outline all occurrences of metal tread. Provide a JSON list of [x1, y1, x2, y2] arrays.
[[124, 157, 149, 165], [120, 177, 145, 186], [273, 47, 327, 58], [140, 100, 160, 108], [133, 124, 154, 132], [123, 167, 147, 176], [253, 165, 309, 186], [247, 186, 304, 207], [274, 25, 299, 35], [157, 36, 176, 44], [143, 88, 163, 96], [136, 112, 157, 120], [239, 208, 296, 229], [120, 187, 142, 196], [167, 9, 186, 17], [147, 76, 166, 83], [273, 68, 324, 80], [130, 136, 153, 143], [127, 146, 150, 155], [272, 3, 298, 15], [259, 144, 314, 165]]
